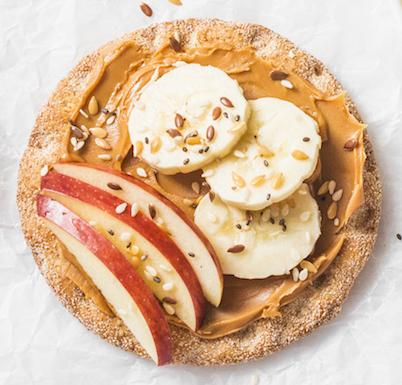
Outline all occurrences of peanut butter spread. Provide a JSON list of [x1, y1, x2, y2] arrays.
[[61, 40, 365, 338]]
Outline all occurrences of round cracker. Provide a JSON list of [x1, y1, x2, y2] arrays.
[[17, 18, 381, 365]]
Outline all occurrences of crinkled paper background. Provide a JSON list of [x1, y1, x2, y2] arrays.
[[1, 0, 401, 384]]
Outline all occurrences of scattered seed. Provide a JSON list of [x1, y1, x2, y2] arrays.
[[317, 181, 329, 195], [223, 112, 229, 118], [272, 172, 285, 189], [236, 224, 242, 230], [140, 2, 153, 16], [300, 211, 311, 222], [183, 158, 190, 165], [166, 129, 182, 138], [130, 244, 140, 255], [206, 125, 215, 141], [150, 136, 161, 153], [70, 125, 84, 139], [266, 193, 271, 201], [131, 256, 140, 268], [163, 303, 175, 315], [279, 218, 287, 231], [264, 159, 269, 167], [101, 108, 109, 114], [145, 265, 157, 277], [207, 212, 217, 223], [220, 97, 234, 108], [182, 147, 188, 152], [133, 141, 143, 157], [344, 138, 357, 151], [191, 182, 200, 194], [204, 146, 210, 152], [97, 154, 112, 160], [107, 182, 122, 190], [120, 232, 132, 242], [74, 141, 85, 151], [131, 203, 139, 217], [212, 106, 222, 120], [300, 260, 317, 273], [303, 137, 310, 142], [148, 204, 156, 219], [280, 79, 294, 89], [292, 150, 309, 160], [88, 96, 99, 115], [175, 113, 184, 129], [169, 36, 181, 52], [246, 211, 253, 225], [327, 201, 337, 219], [159, 264, 171, 272], [168, 0, 182, 5], [188, 252, 195, 258], [106, 114, 116, 125], [136, 167, 148, 178], [79, 109, 89, 118], [328, 180, 336, 195], [94, 138, 111, 150], [153, 276, 161, 283], [298, 268, 308, 281], [227, 244, 245, 253], [186, 136, 201, 145], [334, 218, 340, 226], [257, 143, 274, 157], [232, 172, 245, 188], [270, 70, 288, 81], [108, 229, 115, 236], [162, 296, 177, 304], [332, 189, 343, 202], [141, 254, 148, 261], [115, 202, 127, 214], [144, 137, 149, 144], [235, 115, 240, 121], [251, 175, 266, 186], [208, 191, 215, 202], [162, 282, 174, 291], [292, 267, 299, 282], [90, 127, 107, 139], [397, 233, 402, 241]]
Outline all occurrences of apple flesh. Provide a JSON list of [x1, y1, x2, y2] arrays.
[[37, 194, 172, 365], [41, 171, 206, 330], [52, 162, 223, 307]]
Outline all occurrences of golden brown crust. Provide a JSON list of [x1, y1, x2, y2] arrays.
[[17, 18, 381, 365]]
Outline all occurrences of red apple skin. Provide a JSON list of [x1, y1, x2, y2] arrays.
[[41, 171, 206, 330], [37, 194, 172, 365], [57, 162, 222, 285]]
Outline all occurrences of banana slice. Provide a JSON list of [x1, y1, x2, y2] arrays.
[[128, 63, 249, 175], [194, 184, 321, 279], [203, 97, 321, 210]]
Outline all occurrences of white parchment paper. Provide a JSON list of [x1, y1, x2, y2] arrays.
[[1, 0, 402, 383]]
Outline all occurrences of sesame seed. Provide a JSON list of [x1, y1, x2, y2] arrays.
[[397, 233, 402, 241], [136, 167, 148, 178], [163, 303, 175, 315], [280, 79, 294, 89], [183, 158, 190, 165], [145, 265, 157, 277], [120, 232, 131, 242], [140, 255, 148, 261], [162, 282, 174, 291], [107, 229, 115, 236], [40, 165, 49, 177], [115, 202, 127, 214], [153, 276, 161, 283], [130, 203, 139, 217], [188, 252, 195, 257], [334, 218, 340, 226]]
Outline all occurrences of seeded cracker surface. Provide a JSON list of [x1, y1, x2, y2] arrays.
[[17, 19, 381, 365]]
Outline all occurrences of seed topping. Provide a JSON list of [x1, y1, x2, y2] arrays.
[[232, 172, 245, 188], [148, 204, 156, 219], [291, 150, 309, 160], [133, 141, 143, 157], [162, 297, 177, 305], [107, 182, 122, 190], [272, 172, 285, 189], [166, 129, 182, 138], [150, 136, 161, 153], [344, 138, 357, 151], [227, 244, 245, 253], [169, 36, 181, 52], [300, 260, 317, 273], [175, 113, 184, 129], [317, 181, 329, 195], [206, 125, 215, 141], [136, 167, 148, 178], [88, 96, 99, 115], [270, 70, 288, 81], [328, 180, 336, 195], [327, 202, 337, 219], [97, 154, 112, 160], [251, 175, 266, 187], [220, 97, 234, 108], [115, 202, 127, 214], [212, 106, 222, 120], [90, 127, 108, 139], [332, 189, 343, 202], [183, 158, 190, 165], [130, 203, 139, 217], [140, 2, 153, 17], [280, 79, 294, 89], [94, 138, 111, 150]]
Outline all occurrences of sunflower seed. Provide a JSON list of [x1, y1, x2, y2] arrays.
[[90, 127, 107, 138], [94, 138, 111, 150]]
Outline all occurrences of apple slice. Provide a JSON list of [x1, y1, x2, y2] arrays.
[[41, 171, 206, 331], [51, 162, 223, 307], [37, 195, 172, 365]]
